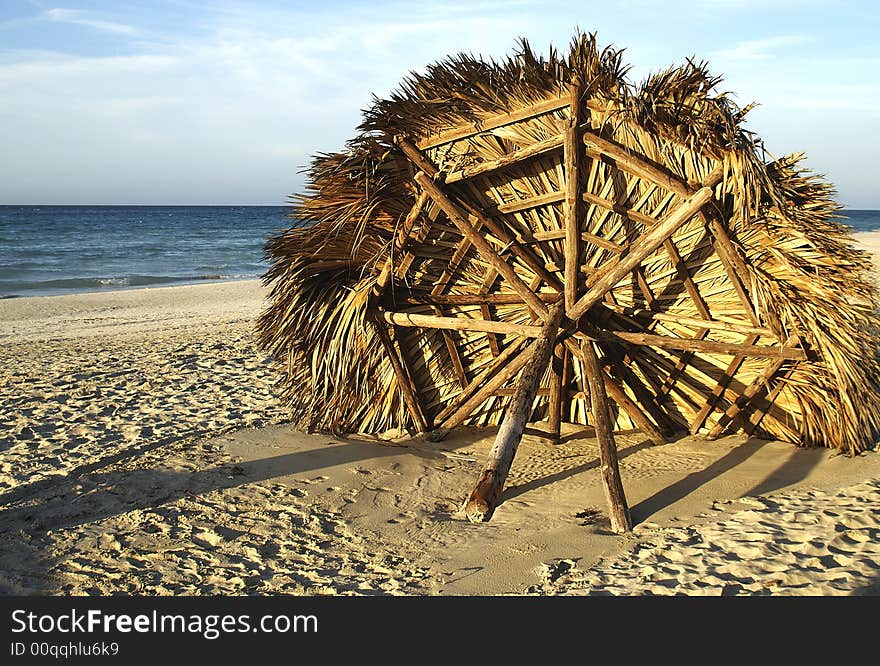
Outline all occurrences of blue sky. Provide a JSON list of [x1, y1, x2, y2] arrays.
[[1, 0, 877, 206]]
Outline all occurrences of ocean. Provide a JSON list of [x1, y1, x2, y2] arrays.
[[1, 206, 878, 299], [0, 205, 292, 298]]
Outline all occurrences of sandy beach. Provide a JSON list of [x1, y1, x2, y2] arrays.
[[2, 233, 880, 596]]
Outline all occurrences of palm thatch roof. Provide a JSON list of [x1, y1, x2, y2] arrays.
[[257, 32, 880, 456]]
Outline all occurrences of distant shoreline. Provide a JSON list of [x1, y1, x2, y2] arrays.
[[0, 204, 288, 208], [0, 275, 262, 301]]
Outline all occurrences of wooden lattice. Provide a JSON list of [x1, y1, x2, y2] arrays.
[[258, 34, 880, 525]]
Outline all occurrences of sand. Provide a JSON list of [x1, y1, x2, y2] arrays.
[[1, 232, 880, 596]]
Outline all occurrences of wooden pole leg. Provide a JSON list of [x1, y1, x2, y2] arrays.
[[547, 344, 568, 442], [463, 302, 565, 522], [581, 340, 633, 533]]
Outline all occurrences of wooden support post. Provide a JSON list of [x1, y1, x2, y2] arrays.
[[463, 303, 564, 522], [547, 344, 567, 441], [567, 186, 714, 322], [371, 323, 429, 433], [564, 81, 583, 314], [580, 340, 633, 533], [562, 336, 667, 446]]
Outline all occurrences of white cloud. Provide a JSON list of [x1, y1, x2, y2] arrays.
[[1, 2, 877, 205], [44, 8, 137, 35], [711, 35, 810, 61]]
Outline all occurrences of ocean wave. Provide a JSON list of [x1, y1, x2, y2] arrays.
[[0, 273, 261, 297]]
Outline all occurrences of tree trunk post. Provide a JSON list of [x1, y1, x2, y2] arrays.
[[463, 302, 565, 522], [547, 344, 568, 442], [580, 340, 633, 533]]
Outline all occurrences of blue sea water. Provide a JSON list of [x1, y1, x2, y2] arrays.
[[839, 210, 880, 233], [0, 206, 878, 299], [0, 205, 293, 298]]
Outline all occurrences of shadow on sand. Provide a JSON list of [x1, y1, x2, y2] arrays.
[[632, 437, 827, 523], [0, 438, 421, 536]]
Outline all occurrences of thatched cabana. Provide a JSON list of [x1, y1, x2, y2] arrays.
[[258, 33, 880, 530]]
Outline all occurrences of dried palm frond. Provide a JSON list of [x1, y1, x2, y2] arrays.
[[257, 31, 880, 454]]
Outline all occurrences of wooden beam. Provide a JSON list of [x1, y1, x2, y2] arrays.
[[478, 267, 501, 357], [443, 133, 564, 184], [578, 331, 807, 361], [533, 228, 625, 253], [391, 198, 443, 282], [369, 310, 543, 337], [602, 304, 772, 337], [463, 303, 564, 522], [493, 191, 565, 215], [414, 171, 551, 320], [580, 340, 632, 533], [492, 387, 551, 396], [568, 186, 715, 322], [469, 202, 565, 295], [573, 130, 756, 338], [564, 81, 583, 314], [634, 267, 659, 311], [416, 96, 569, 150], [371, 323, 429, 433], [397, 137, 563, 292], [581, 129, 726, 213], [432, 338, 525, 424], [690, 334, 760, 435], [573, 131, 761, 336], [431, 306, 469, 389], [744, 374, 788, 437], [429, 340, 535, 439], [374, 190, 429, 295], [400, 291, 558, 306], [706, 343, 794, 439], [581, 191, 659, 229], [369, 309, 802, 363], [706, 218, 763, 328], [586, 329, 805, 360], [612, 359, 681, 436], [663, 234, 712, 320], [397, 135, 445, 180], [582, 130, 691, 198], [563, 336, 667, 446]]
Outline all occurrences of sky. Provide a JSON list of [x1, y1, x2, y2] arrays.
[[0, 0, 877, 207]]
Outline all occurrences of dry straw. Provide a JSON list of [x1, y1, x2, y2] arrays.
[[258, 32, 880, 457]]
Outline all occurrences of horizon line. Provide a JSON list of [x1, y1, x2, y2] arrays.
[[0, 203, 292, 207]]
